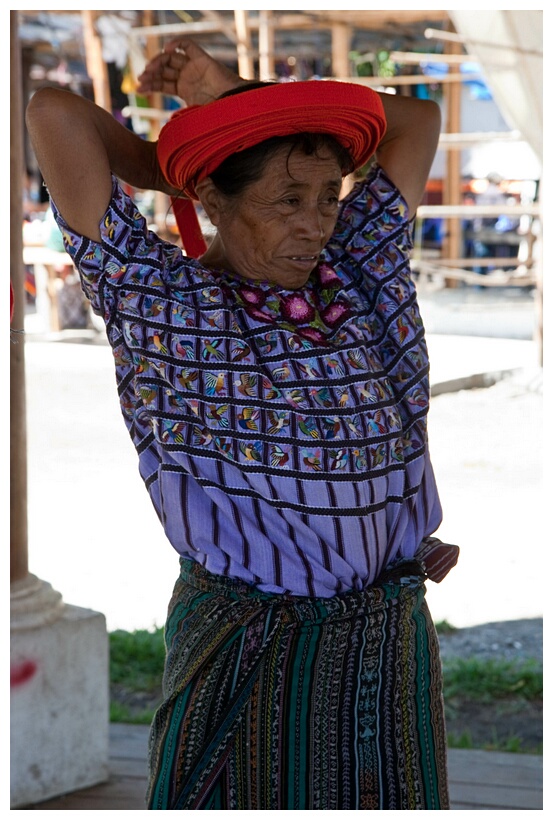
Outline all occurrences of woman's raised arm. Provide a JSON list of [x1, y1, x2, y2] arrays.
[[25, 87, 176, 241], [375, 93, 441, 218]]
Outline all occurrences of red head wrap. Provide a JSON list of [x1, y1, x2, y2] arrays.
[[157, 81, 386, 255], [158, 81, 386, 197]]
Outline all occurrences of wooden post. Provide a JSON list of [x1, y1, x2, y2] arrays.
[[442, 33, 463, 287], [81, 11, 112, 112], [234, 10, 255, 79], [331, 24, 355, 195], [140, 11, 169, 233], [258, 10, 275, 80], [331, 23, 351, 79], [10, 11, 29, 584]]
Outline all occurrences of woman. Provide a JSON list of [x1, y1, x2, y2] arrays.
[[26, 38, 458, 810]]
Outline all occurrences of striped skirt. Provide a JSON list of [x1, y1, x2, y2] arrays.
[[147, 552, 452, 810]]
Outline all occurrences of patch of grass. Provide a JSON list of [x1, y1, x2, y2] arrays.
[[434, 619, 458, 635], [442, 658, 542, 702], [109, 701, 155, 726], [447, 730, 474, 749], [109, 627, 165, 692]]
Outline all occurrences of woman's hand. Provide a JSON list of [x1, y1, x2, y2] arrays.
[[137, 38, 246, 106]]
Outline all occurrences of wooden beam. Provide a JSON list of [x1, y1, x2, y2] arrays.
[[303, 10, 450, 27], [331, 23, 352, 79], [417, 204, 540, 217], [442, 31, 463, 283], [258, 9, 275, 81], [389, 51, 473, 65], [199, 10, 238, 45], [81, 10, 111, 111], [129, 10, 449, 38], [10, 10, 29, 584], [234, 10, 255, 79], [336, 73, 482, 87]]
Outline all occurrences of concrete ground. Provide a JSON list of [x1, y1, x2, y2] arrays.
[[20, 285, 544, 632]]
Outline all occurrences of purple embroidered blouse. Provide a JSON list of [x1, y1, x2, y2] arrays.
[[52, 164, 442, 597]]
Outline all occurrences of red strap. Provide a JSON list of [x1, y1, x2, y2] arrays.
[[171, 196, 207, 259]]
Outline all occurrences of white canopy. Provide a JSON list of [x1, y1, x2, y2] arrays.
[[449, 10, 542, 168]]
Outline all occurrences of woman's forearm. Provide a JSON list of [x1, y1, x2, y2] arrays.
[[26, 87, 176, 240], [374, 92, 441, 216]]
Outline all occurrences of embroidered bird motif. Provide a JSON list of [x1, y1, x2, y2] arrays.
[[346, 415, 363, 436], [165, 389, 187, 409], [370, 444, 385, 466], [207, 405, 230, 427], [346, 349, 366, 370], [113, 347, 131, 367], [161, 420, 186, 444], [201, 287, 221, 304], [235, 373, 257, 397], [352, 448, 368, 469], [267, 410, 289, 435], [329, 448, 348, 470], [298, 361, 321, 379], [139, 386, 157, 406], [322, 417, 341, 439], [176, 368, 199, 391], [339, 389, 350, 407], [390, 439, 404, 462], [231, 340, 252, 362], [205, 372, 226, 396], [285, 389, 308, 408], [175, 339, 195, 359], [214, 437, 233, 459], [143, 297, 164, 317], [238, 407, 260, 431], [239, 441, 263, 462], [172, 305, 195, 327], [192, 426, 212, 447], [309, 387, 332, 408], [151, 332, 169, 355], [299, 416, 320, 439], [387, 409, 402, 429], [259, 331, 279, 354], [367, 411, 387, 435], [396, 316, 409, 344], [271, 363, 291, 381], [269, 444, 290, 467], [262, 377, 281, 400], [407, 387, 426, 407], [123, 322, 141, 348], [202, 339, 225, 361], [325, 357, 345, 377], [103, 213, 117, 240], [302, 453, 322, 471]]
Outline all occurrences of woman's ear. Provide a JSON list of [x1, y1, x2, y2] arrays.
[[195, 178, 224, 226]]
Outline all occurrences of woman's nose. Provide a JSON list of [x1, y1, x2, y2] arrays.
[[298, 205, 326, 240]]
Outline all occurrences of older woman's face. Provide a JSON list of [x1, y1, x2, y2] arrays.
[[204, 145, 343, 289]]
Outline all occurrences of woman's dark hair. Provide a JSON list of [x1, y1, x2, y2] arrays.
[[210, 82, 355, 197]]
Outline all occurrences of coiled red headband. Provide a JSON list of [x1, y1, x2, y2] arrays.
[[157, 81, 386, 199]]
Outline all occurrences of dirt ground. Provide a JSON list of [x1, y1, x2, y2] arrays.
[[438, 617, 543, 753]]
